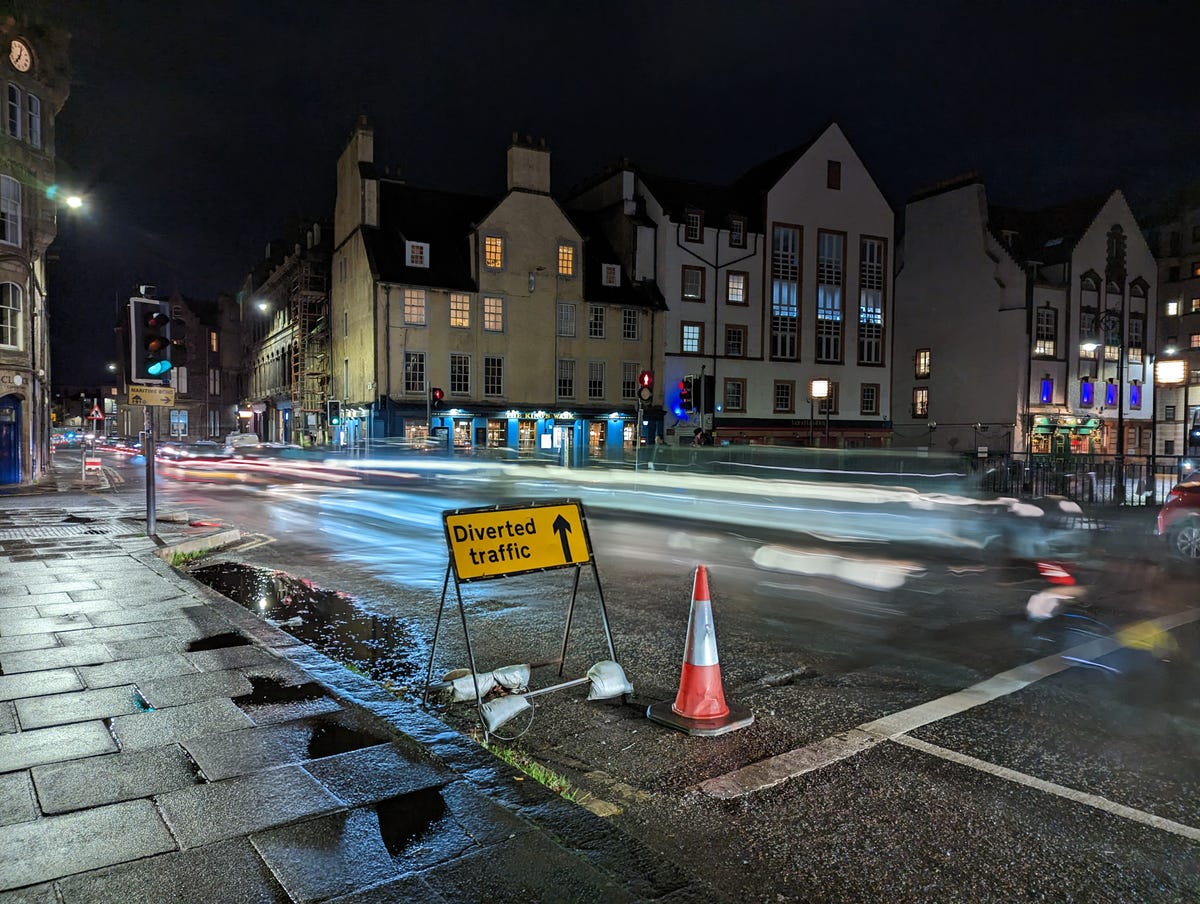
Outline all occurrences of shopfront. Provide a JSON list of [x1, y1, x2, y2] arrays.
[[1028, 415, 1101, 455]]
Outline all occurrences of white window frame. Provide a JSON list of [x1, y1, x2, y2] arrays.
[[556, 301, 576, 337], [0, 282, 22, 349], [587, 360, 605, 400], [403, 351, 427, 393], [622, 308, 639, 341], [449, 352, 470, 395], [449, 292, 470, 328], [557, 242, 577, 277], [588, 305, 605, 339], [484, 356, 504, 396], [602, 263, 620, 287], [556, 358, 576, 399], [0, 175, 20, 246], [403, 287, 427, 326], [621, 362, 638, 401], [405, 241, 430, 268], [483, 295, 505, 332], [26, 93, 40, 149], [483, 235, 504, 270]]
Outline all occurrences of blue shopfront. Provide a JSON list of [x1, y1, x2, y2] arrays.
[[428, 410, 634, 463]]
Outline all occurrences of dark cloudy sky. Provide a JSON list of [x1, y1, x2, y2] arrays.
[[40, 0, 1200, 384]]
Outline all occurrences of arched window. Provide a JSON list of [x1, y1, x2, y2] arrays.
[[0, 283, 22, 349]]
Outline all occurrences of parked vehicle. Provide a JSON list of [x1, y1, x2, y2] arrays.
[[1156, 478, 1200, 562]]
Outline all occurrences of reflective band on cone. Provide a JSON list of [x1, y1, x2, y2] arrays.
[[647, 566, 753, 737]]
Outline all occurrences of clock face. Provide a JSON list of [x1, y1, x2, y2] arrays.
[[9, 40, 31, 72]]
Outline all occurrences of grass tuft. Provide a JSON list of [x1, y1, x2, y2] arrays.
[[483, 741, 591, 804]]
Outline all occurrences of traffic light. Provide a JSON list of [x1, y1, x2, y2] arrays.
[[430, 387, 444, 410], [637, 370, 653, 403], [679, 376, 693, 411], [326, 399, 342, 426], [129, 297, 173, 384]]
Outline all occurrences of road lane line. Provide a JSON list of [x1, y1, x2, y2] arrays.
[[893, 735, 1200, 843], [701, 606, 1200, 800]]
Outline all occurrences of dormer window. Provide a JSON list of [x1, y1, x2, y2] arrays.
[[406, 241, 429, 268], [729, 216, 746, 248], [601, 263, 620, 287], [484, 235, 504, 270], [684, 209, 703, 242]]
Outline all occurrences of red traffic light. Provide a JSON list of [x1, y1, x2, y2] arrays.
[[638, 370, 653, 388], [431, 387, 444, 402]]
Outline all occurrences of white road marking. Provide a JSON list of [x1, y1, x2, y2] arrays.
[[701, 605, 1200, 836], [893, 735, 1200, 843]]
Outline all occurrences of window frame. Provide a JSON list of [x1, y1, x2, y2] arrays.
[[556, 301, 577, 338], [0, 175, 21, 246], [557, 241, 577, 278], [622, 308, 639, 341], [6, 83, 20, 139], [483, 234, 505, 271], [556, 358, 576, 400], [449, 292, 471, 328], [912, 386, 929, 418], [770, 222, 802, 361], [402, 287, 427, 326], [684, 209, 703, 243], [723, 378, 746, 413], [724, 324, 746, 357], [815, 229, 846, 364], [587, 359, 605, 400], [483, 295, 505, 332], [403, 351, 427, 394], [915, 348, 931, 379], [827, 160, 842, 190], [682, 265, 706, 302], [601, 263, 620, 287], [25, 92, 40, 149], [588, 304, 605, 339], [449, 352, 471, 395], [860, 382, 880, 416], [726, 270, 748, 305], [0, 282, 22, 349], [1034, 307, 1057, 357], [773, 380, 796, 414], [680, 321, 705, 355], [858, 236, 887, 366]]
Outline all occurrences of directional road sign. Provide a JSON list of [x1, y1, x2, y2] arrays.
[[443, 499, 592, 582], [127, 385, 176, 407]]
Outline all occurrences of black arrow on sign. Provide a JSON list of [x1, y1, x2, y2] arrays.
[[552, 514, 574, 563]]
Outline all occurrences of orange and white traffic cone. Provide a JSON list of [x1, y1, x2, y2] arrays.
[[647, 566, 753, 737]]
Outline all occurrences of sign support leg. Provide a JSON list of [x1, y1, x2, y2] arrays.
[[591, 560, 618, 663], [421, 564, 453, 706], [144, 405, 157, 538]]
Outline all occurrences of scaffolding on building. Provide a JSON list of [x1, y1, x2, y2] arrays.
[[289, 258, 329, 441]]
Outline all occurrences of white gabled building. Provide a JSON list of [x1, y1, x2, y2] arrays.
[[893, 176, 1157, 463], [570, 122, 894, 447]]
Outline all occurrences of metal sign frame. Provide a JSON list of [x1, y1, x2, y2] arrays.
[[423, 498, 619, 740]]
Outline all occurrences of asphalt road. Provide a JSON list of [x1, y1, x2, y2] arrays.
[[96, 450, 1200, 901]]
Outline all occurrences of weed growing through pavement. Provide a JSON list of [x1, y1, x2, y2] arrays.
[[170, 550, 205, 567], [483, 741, 591, 804]]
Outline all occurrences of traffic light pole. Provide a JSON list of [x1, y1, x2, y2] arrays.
[[143, 404, 157, 538]]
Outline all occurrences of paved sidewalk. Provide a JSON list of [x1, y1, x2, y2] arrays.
[[0, 466, 716, 902]]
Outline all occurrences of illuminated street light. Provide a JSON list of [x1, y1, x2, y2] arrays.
[[809, 378, 830, 446]]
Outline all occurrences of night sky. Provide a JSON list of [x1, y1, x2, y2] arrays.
[[39, 0, 1200, 385]]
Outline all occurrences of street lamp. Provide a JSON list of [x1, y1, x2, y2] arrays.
[[1155, 357, 1186, 489], [1082, 308, 1127, 503], [810, 378, 829, 447]]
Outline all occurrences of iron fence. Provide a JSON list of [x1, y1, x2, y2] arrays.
[[973, 452, 1195, 507]]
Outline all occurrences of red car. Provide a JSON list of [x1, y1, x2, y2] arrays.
[[1157, 478, 1200, 562]]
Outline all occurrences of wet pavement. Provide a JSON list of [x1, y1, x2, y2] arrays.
[[0, 461, 720, 902]]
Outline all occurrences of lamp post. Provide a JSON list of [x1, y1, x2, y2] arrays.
[[810, 378, 829, 447], [1156, 357, 1186, 489]]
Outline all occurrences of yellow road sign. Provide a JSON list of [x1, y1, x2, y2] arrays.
[[127, 385, 176, 407], [443, 500, 592, 582]]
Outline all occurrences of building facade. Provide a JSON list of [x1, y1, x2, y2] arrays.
[[0, 14, 68, 485], [893, 177, 1157, 458], [570, 123, 894, 447], [237, 220, 331, 444], [1147, 199, 1200, 458], [331, 118, 663, 459]]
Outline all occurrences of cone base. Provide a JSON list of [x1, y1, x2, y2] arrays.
[[646, 700, 754, 737]]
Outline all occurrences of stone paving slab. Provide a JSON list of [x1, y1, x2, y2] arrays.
[[0, 770, 37, 826], [32, 744, 202, 815], [0, 880, 58, 903], [139, 668, 255, 708], [55, 623, 170, 646], [14, 685, 147, 730], [0, 702, 14, 734], [302, 742, 454, 807], [250, 806, 401, 902], [0, 669, 83, 702], [77, 652, 196, 688], [85, 605, 197, 628], [0, 607, 38, 622], [156, 763, 342, 849], [185, 645, 279, 672], [0, 635, 57, 655], [34, 599, 126, 618], [23, 581, 102, 596], [0, 592, 72, 608], [53, 837, 291, 904], [0, 721, 117, 773], [102, 636, 191, 659], [325, 874, 448, 904], [107, 696, 253, 751], [184, 714, 380, 781], [0, 799, 176, 891], [0, 614, 92, 636], [0, 643, 112, 675]]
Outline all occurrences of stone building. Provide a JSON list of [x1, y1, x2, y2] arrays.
[[0, 12, 68, 485]]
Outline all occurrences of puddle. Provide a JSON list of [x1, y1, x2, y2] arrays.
[[233, 675, 326, 707], [375, 787, 448, 857], [189, 563, 422, 692], [185, 631, 252, 652], [306, 716, 388, 759]]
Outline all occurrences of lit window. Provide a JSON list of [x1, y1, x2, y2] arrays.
[[1106, 380, 1118, 406], [403, 288, 426, 325], [912, 387, 929, 418], [1039, 378, 1053, 404], [602, 264, 620, 287], [1190, 333, 1200, 349], [450, 293, 470, 328], [858, 238, 886, 365], [484, 235, 504, 270], [915, 348, 931, 378], [406, 241, 429, 268], [1080, 379, 1094, 407], [726, 271, 746, 304], [681, 322, 703, 354], [685, 210, 703, 242], [209, 330, 219, 353], [483, 295, 504, 332], [1130, 382, 1142, 410], [1035, 308, 1057, 357], [557, 243, 576, 277], [1192, 297, 1200, 313], [682, 266, 704, 301], [816, 231, 844, 363], [0, 283, 22, 349], [1166, 301, 1179, 316], [771, 225, 800, 360]]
